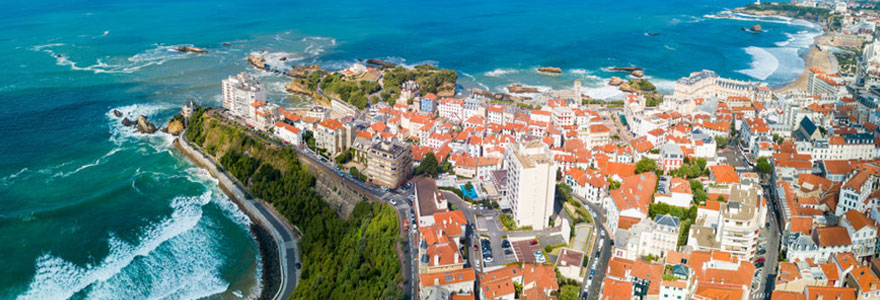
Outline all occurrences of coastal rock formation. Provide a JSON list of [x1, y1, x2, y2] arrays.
[[285, 80, 311, 95], [137, 115, 158, 134], [742, 24, 762, 33], [365, 59, 396, 68], [609, 67, 643, 72], [121, 117, 135, 127], [112, 109, 122, 118], [248, 55, 266, 70], [609, 76, 625, 86], [166, 120, 184, 136], [437, 82, 457, 97], [471, 89, 531, 102], [609, 66, 645, 77], [176, 46, 207, 54], [288, 65, 322, 78], [618, 82, 638, 93], [537, 67, 562, 74], [507, 83, 538, 93]]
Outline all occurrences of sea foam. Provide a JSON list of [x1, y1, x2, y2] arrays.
[[16, 192, 216, 300], [737, 46, 779, 81]]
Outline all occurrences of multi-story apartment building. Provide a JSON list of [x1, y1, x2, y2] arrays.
[[806, 133, 877, 162], [366, 139, 412, 189], [247, 100, 281, 131], [836, 169, 879, 216], [503, 141, 557, 230], [807, 68, 846, 97], [438, 98, 464, 123], [659, 143, 684, 171], [315, 119, 348, 157], [841, 210, 878, 260], [688, 184, 765, 260], [619, 214, 680, 259], [222, 73, 266, 117]]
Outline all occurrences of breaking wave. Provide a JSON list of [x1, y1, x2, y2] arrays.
[[16, 192, 223, 300]]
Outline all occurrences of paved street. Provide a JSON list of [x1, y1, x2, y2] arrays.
[[576, 197, 612, 300], [720, 139, 781, 300]]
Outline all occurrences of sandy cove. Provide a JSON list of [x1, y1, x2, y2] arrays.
[[774, 34, 839, 93]]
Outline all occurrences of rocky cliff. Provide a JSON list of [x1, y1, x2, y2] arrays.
[[137, 115, 158, 134], [166, 119, 184, 135]]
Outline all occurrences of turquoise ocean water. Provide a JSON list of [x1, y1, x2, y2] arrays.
[[0, 0, 819, 299]]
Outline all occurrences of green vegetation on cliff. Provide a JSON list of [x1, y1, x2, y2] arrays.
[[382, 65, 458, 102], [187, 110, 403, 300], [743, 3, 831, 20], [320, 73, 381, 110]]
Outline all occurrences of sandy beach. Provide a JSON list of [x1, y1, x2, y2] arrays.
[[774, 35, 838, 93]]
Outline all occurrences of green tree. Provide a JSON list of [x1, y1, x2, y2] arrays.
[[559, 285, 580, 300], [415, 152, 441, 177], [464, 181, 474, 191], [635, 158, 657, 174], [715, 136, 728, 150], [757, 157, 772, 174], [717, 195, 726, 202]]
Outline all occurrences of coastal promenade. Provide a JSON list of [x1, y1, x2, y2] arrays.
[[174, 134, 300, 300]]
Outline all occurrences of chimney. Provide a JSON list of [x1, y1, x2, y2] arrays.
[[817, 294, 824, 300], [455, 251, 460, 263], [434, 254, 439, 266], [435, 278, 439, 286]]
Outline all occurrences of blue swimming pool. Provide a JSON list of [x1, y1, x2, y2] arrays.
[[461, 184, 478, 199]]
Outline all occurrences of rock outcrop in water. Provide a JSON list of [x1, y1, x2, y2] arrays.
[[507, 83, 538, 93], [112, 109, 122, 118], [609, 76, 625, 86], [537, 67, 562, 74], [121, 117, 134, 127], [137, 115, 158, 134], [176, 46, 207, 54]]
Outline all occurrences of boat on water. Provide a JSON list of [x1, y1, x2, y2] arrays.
[[645, 32, 661, 37]]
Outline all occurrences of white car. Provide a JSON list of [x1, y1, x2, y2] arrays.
[[390, 199, 397, 205]]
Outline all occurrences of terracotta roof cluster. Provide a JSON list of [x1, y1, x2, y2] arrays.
[[709, 165, 739, 184]]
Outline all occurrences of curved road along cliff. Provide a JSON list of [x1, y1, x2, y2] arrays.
[[174, 134, 300, 300]]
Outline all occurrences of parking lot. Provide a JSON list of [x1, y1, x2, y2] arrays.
[[511, 239, 542, 263]]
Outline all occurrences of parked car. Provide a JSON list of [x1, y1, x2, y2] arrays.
[[755, 262, 764, 269], [501, 240, 511, 248], [504, 249, 513, 255], [754, 257, 766, 264], [389, 199, 397, 205], [756, 248, 766, 255], [529, 240, 538, 246]]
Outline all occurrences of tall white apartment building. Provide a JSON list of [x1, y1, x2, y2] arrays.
[[503, 140, 557, 230], [222, 73, 266, 117], [688, 184, 765, 261]]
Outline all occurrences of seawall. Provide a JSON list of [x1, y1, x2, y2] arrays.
[[173, 135, 288, 300]]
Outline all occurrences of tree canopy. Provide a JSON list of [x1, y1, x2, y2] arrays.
[[415, 152, 441, 177], [635, 158, 658, 174], [756, 157, 772, 174]]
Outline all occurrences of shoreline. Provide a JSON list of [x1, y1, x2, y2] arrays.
[[173, 134, 284, 300], [773, 35, 836, 93], [730, 8, 837, 94]]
